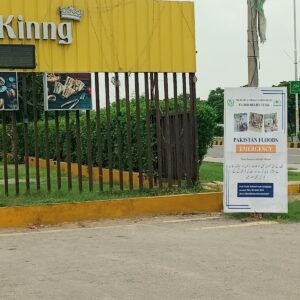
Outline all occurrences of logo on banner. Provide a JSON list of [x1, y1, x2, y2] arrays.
[[227, 99, 235, 107], [273, 99, 282, 107], [0, 6, 83, 45], [59, 7, 83, 22]]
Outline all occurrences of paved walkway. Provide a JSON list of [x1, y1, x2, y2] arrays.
[[0, 216, 299, 300]]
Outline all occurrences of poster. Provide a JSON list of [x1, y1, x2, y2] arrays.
[[0, 72, 19, 111], [44, 73, 93, 111], [224, 88, 288, 213]]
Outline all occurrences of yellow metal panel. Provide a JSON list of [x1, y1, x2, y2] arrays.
[[0, 0, 196, 72]]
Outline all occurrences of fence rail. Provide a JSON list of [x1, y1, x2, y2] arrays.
[[0, 72, 198, 197]]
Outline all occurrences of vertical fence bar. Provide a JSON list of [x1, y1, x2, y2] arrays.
[[44, 111, 51, 192], [182, 73, 191, 183], [22, 74, 30, 192], [95, 73, 103, 191], [105, 73, 113, 190], [164, 73, 172, 188], [65, 111, 72, 191], [55, 112, 61, 190], [32, 73, 40, 190], [150, 73, 155, 101], [12, 111, 19, 195], [189, 73, 196, 185], [86, 110, 93, 192], [154, 73, 163, 188], [173, 73, 181, 187], [125, 73, 133, 190], [189, 73, 197, 183], [194, 75, 199, 181], [190, 73, 199, 182], [2, 111, 8, 196], [76, 111, 83, 192], [135, 73, 143, 190], [145, 72, 154, 189], [189, 73, 195, 182], [115, 73, 124, 191]]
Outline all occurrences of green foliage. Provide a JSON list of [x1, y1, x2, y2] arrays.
[[199, 162, 223, 182], [274, 81, 299, 136], [0, 97, 217, 173], [196, 101, 217, 163], [15, 73, 45, 123], [207, 87, 224, 124], [288, 170, 300, 182], [214, 125, 224, 137], [207, 83, 300, 137]]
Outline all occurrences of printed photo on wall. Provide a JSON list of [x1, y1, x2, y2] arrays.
[[249, 112, 263, 133], [264, 113, 278, 132], [44, 73, 93, 111], [234, 113, 248, 132], [0, 72, 19, 111]]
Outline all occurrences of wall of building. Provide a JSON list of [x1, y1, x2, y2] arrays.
[[0, 0, 196, 72]]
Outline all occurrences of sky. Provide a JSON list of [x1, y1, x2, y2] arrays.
[[94, 0, 297, 106], [195, 0, 299, 99]]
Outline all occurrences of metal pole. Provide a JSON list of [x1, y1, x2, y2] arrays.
[[294, 0, 300, 138], [248, 0, 259, 87]]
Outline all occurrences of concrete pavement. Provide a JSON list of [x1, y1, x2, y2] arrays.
[[0, 215, 299, 300]]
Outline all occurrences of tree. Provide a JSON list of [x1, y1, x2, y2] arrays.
[[207, 87, 224, 124], [274, 81, 299, 136]]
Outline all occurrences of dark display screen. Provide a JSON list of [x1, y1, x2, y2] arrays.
[[0, 45, 36, 69]]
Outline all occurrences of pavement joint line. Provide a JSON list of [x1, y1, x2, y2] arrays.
[[162, 216, 221, 224], [0, 216, 222, 238], [201, 221, 278, 230], [0, 223, 153, 238]]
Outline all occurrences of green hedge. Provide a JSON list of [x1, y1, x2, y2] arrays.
[[0, 98, 217, 171], [214, 125, 224, 137]]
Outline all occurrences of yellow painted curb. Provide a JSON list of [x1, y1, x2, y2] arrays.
[[288, 184, 300, 195], [0, 193, 223, 228], [29, 157, 145, 188], [288, 142, 300, 149], [0, 185, 299, 228], [213, 140, 224, 146]]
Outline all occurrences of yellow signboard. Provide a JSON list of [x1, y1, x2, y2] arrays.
[[0, 0, 196, 73]]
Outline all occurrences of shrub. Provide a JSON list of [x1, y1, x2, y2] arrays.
[[196, 101, 217, 163], [214, 125, 224, 137], [0, 98, 217, 172]]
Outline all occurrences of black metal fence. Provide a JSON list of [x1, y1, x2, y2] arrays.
[[0, 72, 198, 196]]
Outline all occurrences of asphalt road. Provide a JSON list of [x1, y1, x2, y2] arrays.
[[0, 215, 300, 300], [206, 145, 300, 167]]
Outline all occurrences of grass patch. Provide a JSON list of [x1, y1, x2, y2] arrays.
[[1, 162, 299, 208], [227, 201, 300, 223], [288, 171, 300, 182], [0, 164, 203, 207], [199, 162, 223, 182], [200, 162, 300, 182]]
